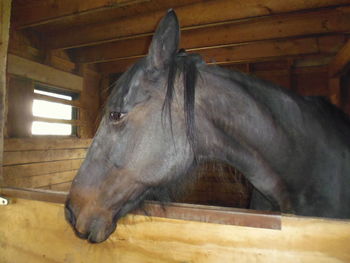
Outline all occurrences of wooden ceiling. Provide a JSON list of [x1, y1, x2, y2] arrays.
[[10, 0, 350, 75]]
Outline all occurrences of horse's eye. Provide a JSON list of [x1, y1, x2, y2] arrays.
[[109, 111, 126, 121]]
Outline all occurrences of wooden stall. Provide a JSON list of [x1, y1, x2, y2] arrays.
[[1, 0, 350, 262], [1, 189, 350, 263]]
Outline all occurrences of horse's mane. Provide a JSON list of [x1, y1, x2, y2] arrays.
[[161, 50, 350, 152], [162, 49, 200, 160]]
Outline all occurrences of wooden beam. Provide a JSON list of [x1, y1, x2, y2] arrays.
[[7, 76, 33, 137], [13, 0, 203, 30], [3, 148, 87, 166], [0, 196, 350, 262], [4, 171, 77, 189], [329, 39, 350, 77], [44, 3, 350, 50], [0, 187, 281, 229], [7, 54, 83, 92], [33, 116, 85, 126], [33, 93, 82, 108], [77, 35, 336, 64], [3, 159, 84, 178], [97, 35, 345, 74], [0, 0, 12, 185], [4, 138, 91, 151], [12, 0, 148, 29]]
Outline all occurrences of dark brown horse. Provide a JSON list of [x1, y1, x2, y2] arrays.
[[65, 10, 350, 243]]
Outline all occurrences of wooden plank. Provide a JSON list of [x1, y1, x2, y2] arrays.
[[0, 197, 349, 262], [3, 170, 77, 188], [0, 187, 67, 202], [79, 65, 102, 138], [4, 138, 91, 151], [12, 0, 148, 29], [329, 39, 350, 77], [7, 54, 83, 92], [3, 159, 84, 178], [34, 93, 82, 108], [75, 35, 323, 64], [6, 76, 34, 137], [3, 148, 87, 165], [0, 0, 12, 185], [97, 35, 345, 73], [39, 181, 72, 191], [0, 187, 280, 229], [22, 0, 203, 34], [90, 6, 350, 61], [44, 2, 350, 49], [33, 116, 85, 126]]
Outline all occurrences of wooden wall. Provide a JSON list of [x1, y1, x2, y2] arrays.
[[2, 29, 101, 191], [1, 198, 350, 263], [0, 0, 12, 183], [2, 138, 91, 190]]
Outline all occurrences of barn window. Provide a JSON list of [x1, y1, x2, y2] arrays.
[[32, 84, 78, 136]]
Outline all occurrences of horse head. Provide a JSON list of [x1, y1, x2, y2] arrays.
[[65, 10, 196, 243]]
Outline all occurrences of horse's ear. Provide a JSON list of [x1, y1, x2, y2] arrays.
[[147, 9, 180, 70]]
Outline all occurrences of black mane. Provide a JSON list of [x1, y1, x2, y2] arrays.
[[162, 50, 202, 159]]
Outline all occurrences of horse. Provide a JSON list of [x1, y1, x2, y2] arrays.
[[65, 10, 350, 243]]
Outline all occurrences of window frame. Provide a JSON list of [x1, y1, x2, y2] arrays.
[[31, 83, 80, 137]]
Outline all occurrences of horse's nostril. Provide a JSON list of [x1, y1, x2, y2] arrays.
[[64, 201, 76, 226]]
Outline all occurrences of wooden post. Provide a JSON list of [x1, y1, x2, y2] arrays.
[[329, 77, 341, 107], [79, 65, 102, 138], [0, 0, 12, 185]]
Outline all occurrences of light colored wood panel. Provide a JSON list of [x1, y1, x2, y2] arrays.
[[45, 1, 350, 49], [4, 138, 91, 151], [3, 159, 84, 178], [7, 54, 83, 92], [0, 198, 350, 262], [329, 39, 350, 77], [4, 170, 77, 188], [3, 148, 87, 165], [0, 188, 280, 229]]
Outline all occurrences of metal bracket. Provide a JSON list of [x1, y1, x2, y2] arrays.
[[0, 196, 9, 206]]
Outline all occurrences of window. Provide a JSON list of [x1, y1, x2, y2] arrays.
[[32, 84, 79, 136]]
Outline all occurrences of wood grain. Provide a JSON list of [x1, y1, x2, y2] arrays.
[[43, 2, 350, 49], [329, 39, 350, 77], [7, 54, 83, 92], [3, 158, 84, 178], [3, 148, 87, 165], [4, 138, 92, 151], [0, 198, 349, 263], [4, 170, 77, 188], [0, 0, 12, 184]]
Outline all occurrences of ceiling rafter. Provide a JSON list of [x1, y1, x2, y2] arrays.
[[96, 35, 346, 74], [34, 1, 350, 50]]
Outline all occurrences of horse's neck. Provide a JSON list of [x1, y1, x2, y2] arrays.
[[195, 65, 297, 167]]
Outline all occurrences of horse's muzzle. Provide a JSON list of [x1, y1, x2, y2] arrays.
[[65, 200, 116, 243]]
